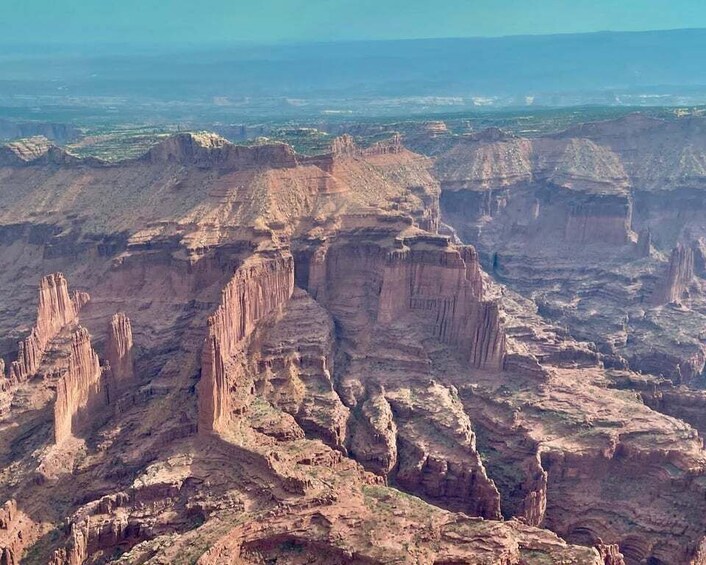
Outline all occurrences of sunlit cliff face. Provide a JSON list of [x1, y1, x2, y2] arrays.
[[1, 121, 706, 564]]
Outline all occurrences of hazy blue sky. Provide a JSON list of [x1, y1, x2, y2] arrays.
[[2, 0, 706, 44]]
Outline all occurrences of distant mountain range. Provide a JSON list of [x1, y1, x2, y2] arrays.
[[2, 29, 706, 117]]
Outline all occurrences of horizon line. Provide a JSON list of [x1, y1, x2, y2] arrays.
[[3, 26, 706, 51]]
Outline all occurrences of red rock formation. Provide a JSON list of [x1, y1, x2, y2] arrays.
[[142, 132, 299, 170], [49, 517, 126, 565], [49, 492, 139, 565], [597, 543, 626, 565], [9, 274, 88, 384], [198, 253, 294, 434], [0, 501, 16, 531], [309, 235, 505, 370], [348, 385, 398, 475], [0, 500, 19, 565], [0, 131, 628, 564], [652, 243, 696, 305], [256, 289, 349, 450], [105, 313, 135, 386], [0, 500, 41, 565], [54, 327, 104, 444], [390, 382, 502, 519]]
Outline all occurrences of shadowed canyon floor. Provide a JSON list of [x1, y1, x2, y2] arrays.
[[0, 122, 704, 563]]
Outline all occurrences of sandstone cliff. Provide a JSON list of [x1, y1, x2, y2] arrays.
[[54, 327, 104, 444], [306, 235, 505, 370], [105, 312, 135, 387], [198, 253, 294, 434], [433, 115, 706, 387], [8, 274, 87, 384], [0, 130, 702, 564]]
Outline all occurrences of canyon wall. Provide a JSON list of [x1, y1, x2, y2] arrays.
[[105, 313, 135, 387], [3, 129, 703, 563], [651, 243, 696, 305], [198, 253, 294, 434], [432, 116, 706, 385], [53, 327, 104, 445], [306, 235, 505, 370], [563, 194, 633, 245]]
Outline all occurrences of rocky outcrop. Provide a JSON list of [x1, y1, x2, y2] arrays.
[[652, 243, 696, 305], [198, 253, 294, 434], [142, 132, 299, 170], [0, 500, 41, 565], [330, 133, 404, 158], [465, 394, 549, 526], [105, 313, 135, 386], [308, 235, 505, 370], [389, 381, 502, 519], [0, 501, 19, 565], [54, 327, 104, 444], [256, 289, 349, 450], [9, 274, 88, 384], [348, 385, 397, 475], [0, 137, 88, 168], [597, 543, 626, 565], [0, 137, 57, 166], [49, 512, 139, 565]]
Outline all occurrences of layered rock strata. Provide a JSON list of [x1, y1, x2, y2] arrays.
[[8, 274, 87, 384], [0, 130, 703, 564], [198, 253, 294, 434], [105, 312, 135, 386], [430, 114, 706, 384], [306, 235, 505, 371], [53, 327, 104, 444]]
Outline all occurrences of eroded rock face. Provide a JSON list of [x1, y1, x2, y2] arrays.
[[198, 254, 294, 434], [8, 273, 87, 384], [256, 288, 348, 450], [0, 500, 19, 565], [306, 236, 505, 371], [0, 499, 43, 565], [54, 327, 103, 444], [348, 385, 397, 475], [431, 115, 706, 385], [652, 243, 697, 305], [0, 130, 704, 564], [105, 312, 135, 386]]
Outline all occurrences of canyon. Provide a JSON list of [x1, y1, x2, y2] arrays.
[[0, 117, 704, 564]]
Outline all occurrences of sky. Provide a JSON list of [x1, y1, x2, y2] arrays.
[[2, 0, 706, 45]]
